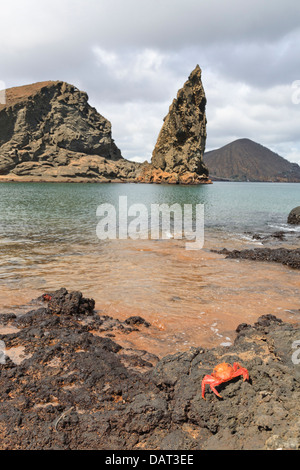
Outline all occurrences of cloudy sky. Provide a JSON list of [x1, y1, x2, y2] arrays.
[[1, 0, 300, 164]]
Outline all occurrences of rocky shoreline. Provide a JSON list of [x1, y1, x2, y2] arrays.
[[213, 247, 300, 270], [0, 288, 299, 450]]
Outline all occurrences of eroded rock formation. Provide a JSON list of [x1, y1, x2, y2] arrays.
[[0, 81, 140, 182], [0, 71, 211, 184], [137, 65, 211, 184]]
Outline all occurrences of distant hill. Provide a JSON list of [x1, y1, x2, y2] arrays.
[[204, 138, 300, 182]]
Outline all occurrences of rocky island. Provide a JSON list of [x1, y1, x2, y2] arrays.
[[0, 81, 140, 183], [0, 66, 211, 185], [137, 65, 211, 184]]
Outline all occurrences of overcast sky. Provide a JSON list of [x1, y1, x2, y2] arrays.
[[1, 0, 300, 164]]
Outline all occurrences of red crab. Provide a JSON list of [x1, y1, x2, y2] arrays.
[[42, 294, 52, 302], [201, 362, 249, 399]]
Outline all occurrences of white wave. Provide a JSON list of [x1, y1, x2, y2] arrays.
[[268, 223, 300, 232], [238, 235, 264, 245]]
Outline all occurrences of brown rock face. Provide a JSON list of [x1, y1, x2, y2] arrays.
[[0, 81, 140, 182], [137, 65, 210, 184]]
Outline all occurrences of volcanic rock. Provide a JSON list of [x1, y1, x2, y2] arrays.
[[0, 81, 140, 182], [136, 65, 211, 185], [288, 206, 300, 225], [214, 247, 300, 270], [0, 289, 299, 450]]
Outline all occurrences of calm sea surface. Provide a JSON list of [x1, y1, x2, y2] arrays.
[[0, 181, 299, 356]]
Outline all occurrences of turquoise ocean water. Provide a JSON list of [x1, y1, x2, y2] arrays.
[[0, 181, 299, 244], [0, 181, 299, 353]]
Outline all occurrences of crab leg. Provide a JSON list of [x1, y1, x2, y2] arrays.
[[201, 375, 223, 399]]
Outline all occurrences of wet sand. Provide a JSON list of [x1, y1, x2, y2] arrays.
[[1, 233, 299, 358]]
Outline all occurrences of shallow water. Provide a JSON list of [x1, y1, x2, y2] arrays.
[[0, 182, 299, 357]]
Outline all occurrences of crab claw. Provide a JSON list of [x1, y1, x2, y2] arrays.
[[232, 362, 249, 382]]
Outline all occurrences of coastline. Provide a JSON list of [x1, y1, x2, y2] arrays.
[[0, 181, 299, 450], [0, 284, 299, 450], [2, 0, 300, 453], [1, 234, 300, 358], [0, 175, 212, 185]]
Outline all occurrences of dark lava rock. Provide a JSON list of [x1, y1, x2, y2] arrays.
[[271, 231, 286, 240], [45, 288, 95, 316], [0, 289, 299, 450], [251, 231, 286, 241], [214, 247, 300, 270], [124, 316, 151, 328], [288, 206, 300, 225]]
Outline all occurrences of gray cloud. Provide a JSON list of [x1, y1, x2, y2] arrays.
[[1, 0, 300, 164], [2, 0, 299, 50]]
